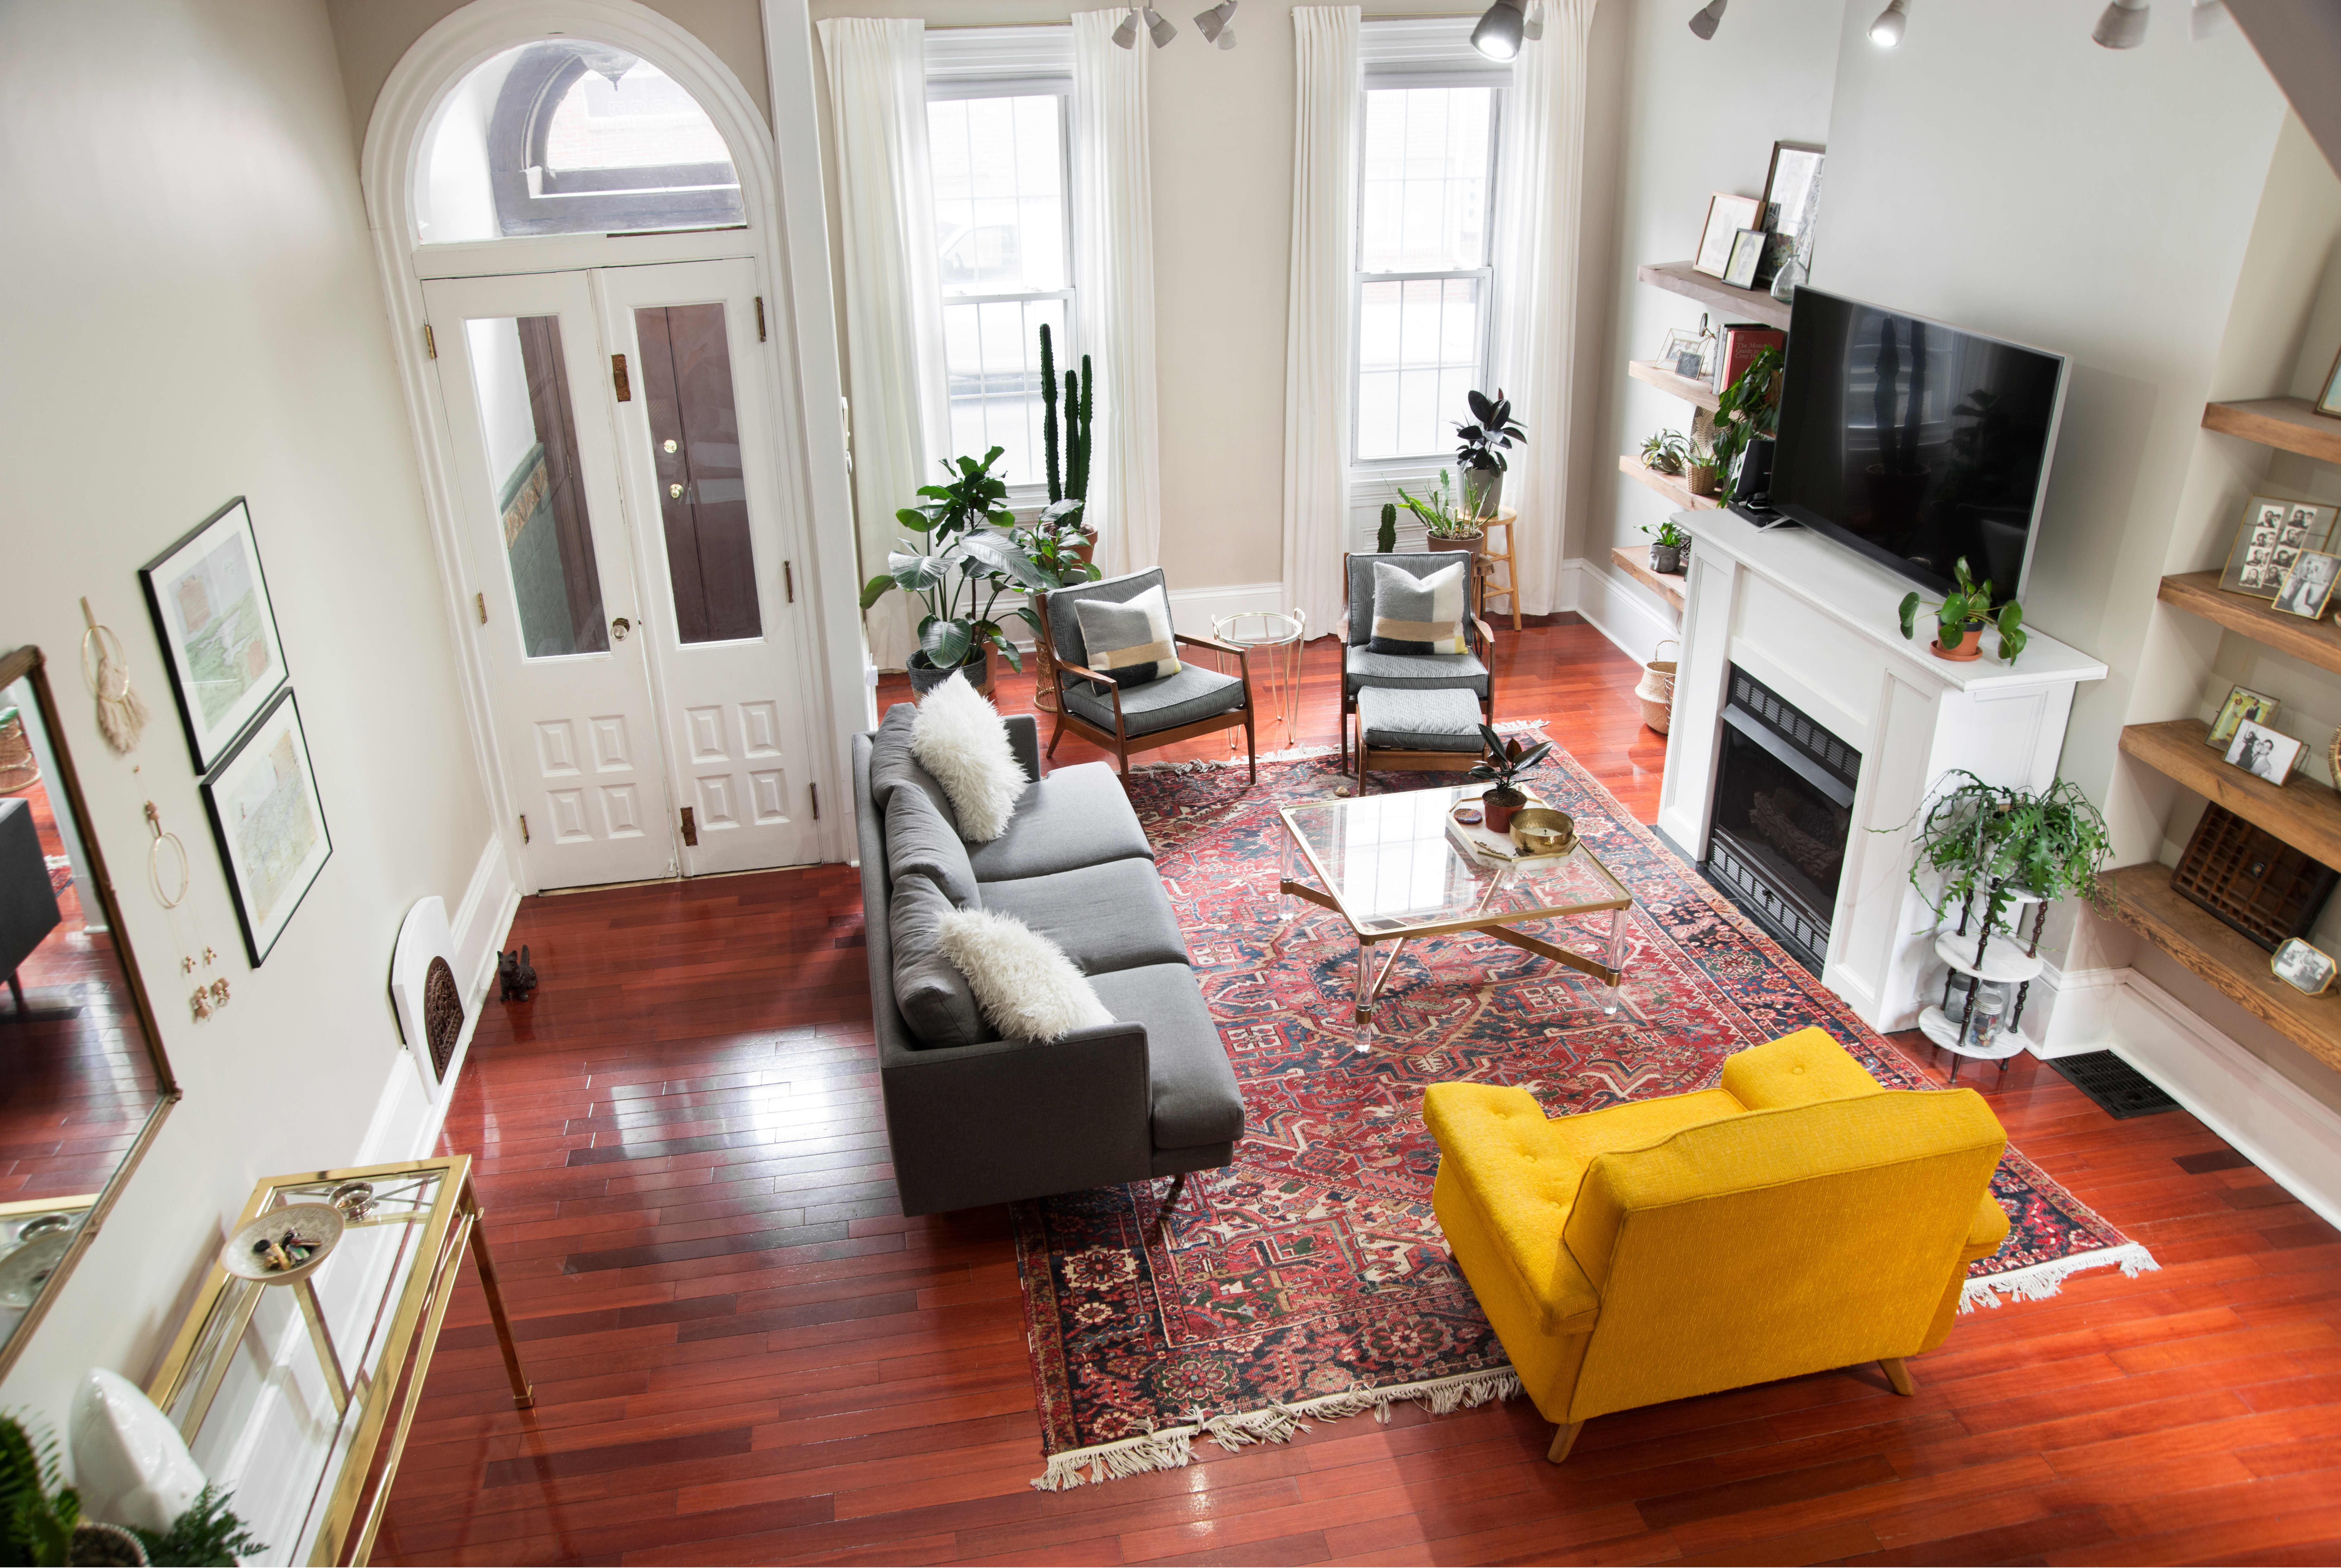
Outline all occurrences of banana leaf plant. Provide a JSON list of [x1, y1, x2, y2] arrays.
[[859, 447, 1048, 673]]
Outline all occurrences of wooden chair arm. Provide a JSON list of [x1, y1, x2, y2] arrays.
[[1472, 616, 1498, 651], [1174, 631, 1248, 658], [1057, 658, 1127, 722]]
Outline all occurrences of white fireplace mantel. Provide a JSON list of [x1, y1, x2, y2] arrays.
[[1657, 508, 2109, 1034]]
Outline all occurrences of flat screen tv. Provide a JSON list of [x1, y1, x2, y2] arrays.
[[1767, 287, 2067, 600]]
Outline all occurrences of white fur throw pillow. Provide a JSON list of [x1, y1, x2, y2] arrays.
[[938, 909, 1114, 1042], [909, 673, 1027, 843]]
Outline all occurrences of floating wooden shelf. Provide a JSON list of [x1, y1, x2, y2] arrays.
[[2102, 863, 2341, 1074], [2158, 571, 2341, 678], [1610, 545, 1686, 612], [1627, 358, 1722, 412], [2120, 717, 2341, 871], [2202, 396, 2341, 467], [1618, 454, 1721, 513], [1636, 261, 1794, 333]]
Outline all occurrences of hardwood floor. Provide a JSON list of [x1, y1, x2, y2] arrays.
[[375, 623, 2341, 1568]]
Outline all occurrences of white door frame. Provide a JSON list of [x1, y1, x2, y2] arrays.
[[359, 0, 870, 897]]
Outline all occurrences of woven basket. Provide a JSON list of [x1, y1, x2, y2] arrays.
[[1634, 641, 1679, 735], [0, 708, 38, 794]]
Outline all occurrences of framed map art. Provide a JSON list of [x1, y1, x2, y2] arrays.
[[140, 497, 290, 772], [200, 688, 332, 965]]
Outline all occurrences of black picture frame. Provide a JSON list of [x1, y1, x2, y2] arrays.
[[199, 687, 333, 965], [139, 497, 291, 773]]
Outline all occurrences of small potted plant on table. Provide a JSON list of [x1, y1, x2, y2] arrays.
[[1454, 388, 1526, 521], [1468, 724, 1554, 833], [860, 446, 1047, 696], [1642, 517, 1690, 574], [1896, 557, 2027, 664]]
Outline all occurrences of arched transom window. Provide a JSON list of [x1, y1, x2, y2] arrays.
[[419, 40, 745, 243]]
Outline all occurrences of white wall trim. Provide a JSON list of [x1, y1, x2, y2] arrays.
[[1567, 555, 1678, 666]]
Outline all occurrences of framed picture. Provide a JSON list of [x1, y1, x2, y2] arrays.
[[2207, 684, 2279, 750], [2220, 493, 2337, 599], [2274, 550, 2341, 620], [1758, 141, 1825, 282], [200, 688, 332, 965], [1722, 228, 1767, 290], [2226, 717, 2303, 786], [2273, 937, 2337, 995], [1658, 326, 1713, 381], [2316, 342, 2341, 420], [1694, 193, 1763, 279], [140, 498, 290, 772]]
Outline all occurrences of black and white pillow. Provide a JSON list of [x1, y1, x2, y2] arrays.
[[1368, 560, 1468, 655], [1073, 585, 1182, 688]]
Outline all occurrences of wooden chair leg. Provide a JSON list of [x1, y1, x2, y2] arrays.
[[1879, 1358, 1916, 1396], [1047, 716, 1068, 759], [1163, 1171, 1188, 1211], [1244, 707, 1257, 783], [1546, 1421, 1584, 1464]]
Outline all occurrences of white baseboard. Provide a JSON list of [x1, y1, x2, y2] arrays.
[[2018, 958, 2130, 1059], [1565, 555, 1680, 668]]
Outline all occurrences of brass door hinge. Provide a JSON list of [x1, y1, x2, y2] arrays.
[[783, 561, 794, 603], [754, 296, 767, 342], [809, 782, 820, 821], [680, 806, 698, 846], [612, 353, 631, 402], [474, 591, 487, 625], [424, 323, 437, 359], [519, 814, 530, 845]]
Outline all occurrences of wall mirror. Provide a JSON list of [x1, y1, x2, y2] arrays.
[[0, 645, 179, 1378]]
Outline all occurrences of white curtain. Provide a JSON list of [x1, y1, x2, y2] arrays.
[[1280, 5, 1359, 641], [1492, 0, 1598, 618], [1072, 11, 1163, 580], [818, 16, 947, 671]]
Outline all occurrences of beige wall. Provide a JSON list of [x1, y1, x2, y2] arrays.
[[0, 0, 494, 1434]]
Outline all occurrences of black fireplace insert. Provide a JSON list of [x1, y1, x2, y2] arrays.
[[1702, 666, 1861, 973]]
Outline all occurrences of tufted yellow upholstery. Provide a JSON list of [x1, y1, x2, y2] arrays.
[[1425, 1027, 2012, 1455]]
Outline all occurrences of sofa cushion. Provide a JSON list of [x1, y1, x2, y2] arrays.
[[1358, 687, 1485, 751], [1343, 646, 1489, 694], [1422, 1082, 1604, 1333], [1369, 558, 1469, 655], [889, 875, 988, 1049], [1063, 663, 1247, 738], [977, 859, 1191, 975], [967, 762, 1154, 883], [1088, 963, 1244, 1150], [939, 908, 1114, 1042], [910, 673, 1026, 842], [1720, 1026, 1888, 1110], [886, 786, 979, 910], [868, 703, 960, 834]]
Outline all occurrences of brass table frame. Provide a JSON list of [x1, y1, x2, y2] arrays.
[[147, 1155, 531, 1565], [1276, 791, 1634, 1052]]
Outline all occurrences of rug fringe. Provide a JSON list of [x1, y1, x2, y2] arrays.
[[1958, 1240, 2160, 1312], [1029, 1368, 1522, 1491]]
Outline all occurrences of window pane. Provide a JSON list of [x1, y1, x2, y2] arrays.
[[545, 61, 733, 169], [463, 316, 610, 659], [1354, 277, 1482, 460], [1358, 87, 1492, 273], [636, 303, 762, 645], [940, 296, 1066, 486], [928, 94, 1068, 295]]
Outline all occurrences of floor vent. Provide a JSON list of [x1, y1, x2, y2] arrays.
[[2048, 1051, 2181, 1120]]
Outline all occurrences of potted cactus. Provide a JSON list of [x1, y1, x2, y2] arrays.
[[1023, 324, 1099, 712]]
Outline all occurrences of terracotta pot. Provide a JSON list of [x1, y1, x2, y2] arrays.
[[1931, 623, 1985, 661], [1427, 531, 1484, 560], [1481, 787, 1527, 833], [1685, 463, 1722, 498], [1649, 544, 1682, 575]]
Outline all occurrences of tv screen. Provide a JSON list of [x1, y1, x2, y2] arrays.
[[1768, 288, 2067, 600]]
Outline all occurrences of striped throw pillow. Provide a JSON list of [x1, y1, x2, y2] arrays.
[[1073, 586, 1182, 688], [1368, 560, 1468, 655]]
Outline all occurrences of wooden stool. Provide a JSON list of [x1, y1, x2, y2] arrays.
[[1478, 508, 1521, 630]]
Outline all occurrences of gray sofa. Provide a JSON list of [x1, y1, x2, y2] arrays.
[[853, 704, 1245, 1216]]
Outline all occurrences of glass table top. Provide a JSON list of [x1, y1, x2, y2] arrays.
[[1279, 786, 1632, 936]]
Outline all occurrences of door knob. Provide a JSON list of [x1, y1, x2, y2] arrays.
[[612, 617, 632, 640], [669, 482, 684, 499]]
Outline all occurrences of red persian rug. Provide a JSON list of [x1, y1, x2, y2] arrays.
[[1015, 745, 2155, 1489]]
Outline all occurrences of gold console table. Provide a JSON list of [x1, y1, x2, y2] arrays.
[[147, 1156, 530, 1565]]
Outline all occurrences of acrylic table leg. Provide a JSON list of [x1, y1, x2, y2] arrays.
[[463, 1183, 535, 1409], [291, 1276, 351, 1416], [1355, 937, 1376, 1053], [1602, 907, 1629, 1015]]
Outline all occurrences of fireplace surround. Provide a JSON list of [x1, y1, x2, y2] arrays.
[[1705, 666, 1861, 971]]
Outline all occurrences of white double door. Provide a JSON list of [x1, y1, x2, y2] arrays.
[[426, 259, 818, 889]]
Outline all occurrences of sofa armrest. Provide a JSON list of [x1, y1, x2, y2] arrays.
[[878, 1023, 1155, 1215], [1003, 712, 1043, 782]]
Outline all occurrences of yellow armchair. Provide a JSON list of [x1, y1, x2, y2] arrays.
[[1424, 1027, 2011, 1462]]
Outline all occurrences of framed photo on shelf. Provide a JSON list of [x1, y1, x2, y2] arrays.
[[2272, 937, 2337, 995], [2317, 342, 2341, 419], [1758, 141, 1825, 282], [2274, 549, 2341, 620], [2219, 493, 2336, 599], [140, 496, 291, 772], [1658, 326, 1713, 382], [200, 688, 332, 966], [1694, 193, 1763, 279], [2225, 717, 2303, 785], [2206, 684, 2279, 750], [1722, 228, 1767, 289]]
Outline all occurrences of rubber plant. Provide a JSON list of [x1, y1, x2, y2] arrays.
[[1468, 725, 1554, 833], [860, 447, 1048, 676], [1901, 769, 2112, 943], [1897, 556, 2027, 663], [1453, 388, 1526, 519]]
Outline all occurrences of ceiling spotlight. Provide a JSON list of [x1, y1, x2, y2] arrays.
[[1195, 0, 1237, 48], [1522, 1, 1545, 40], [1689, 0, 1727, 41], [2190, 0, 2230, 39], [2093, 0, 2149, 48], [1869, 0, 1907, 45], [1471, 0, 1526, 59], [1144, 4, 1177, 46], [1112, 6, 1139, 47]]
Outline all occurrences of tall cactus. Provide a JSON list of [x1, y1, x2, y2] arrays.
[[1069, 354, 1093, 505], [1035, 324, 1095, 513], [1039, 323, 1062, 504], [1378, 502, 1397, 553]]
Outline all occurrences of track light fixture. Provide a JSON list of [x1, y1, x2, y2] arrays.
[[1112, 4, 1176, 48], [1112, 6, 1138, 47], [1471, 0, 1526, 59], [1145, 4, 1176, 46], [2190, 0, 2230, 39], [1195, 0, 1238, 48], [2092, 0, 2149, 48], [1869, 0, 1907, 46], [1688, 0, 1727, 41], [1521, 1, 1545, 40]]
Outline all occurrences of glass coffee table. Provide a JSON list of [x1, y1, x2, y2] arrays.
[[1275, 786, 1636, 1052]]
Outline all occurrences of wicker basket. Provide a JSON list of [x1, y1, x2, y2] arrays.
[[0, 707, 38, 794], [1634, 641, 1679, 735]]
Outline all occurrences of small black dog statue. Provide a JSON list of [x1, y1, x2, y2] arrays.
[[497, 944, 538, 1002]]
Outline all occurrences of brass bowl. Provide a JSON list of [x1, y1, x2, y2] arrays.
[[1509, 806, 1576, 856]]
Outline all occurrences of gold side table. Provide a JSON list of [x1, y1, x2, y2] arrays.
[[147, 1156, 530, 1566]]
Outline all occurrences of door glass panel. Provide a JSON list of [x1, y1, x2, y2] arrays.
[[463, 316, 610, 657], [635, 303, 762, 643]]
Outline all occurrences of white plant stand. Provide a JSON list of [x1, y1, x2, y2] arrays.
[[1920, 886, 2047, 1084]]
